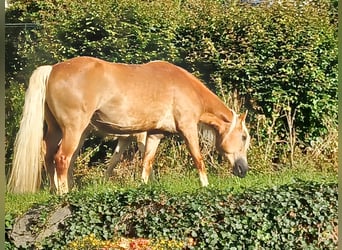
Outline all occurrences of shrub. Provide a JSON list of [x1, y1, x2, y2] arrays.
[[176, 0, 338, 145], [4, 81, 25, 174], [5, 180, 337, 249]]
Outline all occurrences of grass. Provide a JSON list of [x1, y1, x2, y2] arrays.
[[5, 190, 51, 216], [148, 166, 337, 193], [5, 165, 337, 216]]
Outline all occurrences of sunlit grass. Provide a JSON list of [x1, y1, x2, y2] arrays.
[[153, 166, 337, 193], [5, 165, 337, 216], [5, 190, 52, 216]]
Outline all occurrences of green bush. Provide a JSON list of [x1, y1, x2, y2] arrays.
[[4, 81, 25, 174], [5, 180, 337, 249], [176, 0, 338, 144]]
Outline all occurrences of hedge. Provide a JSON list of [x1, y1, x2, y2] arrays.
[[5, 0, 337, 143], [5, 180, 338, 249]]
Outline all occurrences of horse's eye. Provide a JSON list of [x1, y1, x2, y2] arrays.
[[242, 135, 247, 141]]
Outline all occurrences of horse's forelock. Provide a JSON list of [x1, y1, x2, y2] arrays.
[[241, 117, 250, 151], [226, 110, 237, 136]]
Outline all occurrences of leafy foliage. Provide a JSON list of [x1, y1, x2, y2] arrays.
[[5, 180, 337, 249], [4, 81, 25, 174], [175, 0, 338, 144]]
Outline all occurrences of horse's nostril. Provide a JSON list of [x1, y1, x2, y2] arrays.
[[233, 158, 248, 178]]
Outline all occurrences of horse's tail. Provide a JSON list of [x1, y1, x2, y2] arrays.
[[7, 65, 53, 193]]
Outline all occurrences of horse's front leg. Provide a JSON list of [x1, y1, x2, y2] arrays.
[[180, 125, 209, 187], [141, 134, 163, 184]]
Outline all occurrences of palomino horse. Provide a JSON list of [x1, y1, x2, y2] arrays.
[[7, 56, 250, 194]]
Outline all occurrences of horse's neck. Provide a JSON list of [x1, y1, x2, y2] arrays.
[[202, 92, 234, 123], [197, 87, 236, 137]]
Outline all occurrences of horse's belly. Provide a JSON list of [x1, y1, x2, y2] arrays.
[[91, 108, 177, 134]]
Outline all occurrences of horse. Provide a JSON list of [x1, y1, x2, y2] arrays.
[[7, 56, 251, 194]]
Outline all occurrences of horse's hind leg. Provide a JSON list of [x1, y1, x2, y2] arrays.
[[44, 105, 63, 193], [67, 127, 90, 189], [136, 132, 147, 157], [44, 125, 62, 193], [54, 124, 89, 194], [105, 136, 133, 179]]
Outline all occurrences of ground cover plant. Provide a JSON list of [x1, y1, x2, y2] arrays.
[[5, 179, 337, 249]]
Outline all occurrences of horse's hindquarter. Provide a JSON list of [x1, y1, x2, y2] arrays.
[[46, 57, 107, 130], [46, 57, 204, 134]]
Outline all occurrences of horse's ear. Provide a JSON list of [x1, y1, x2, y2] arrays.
[[239, 110, 248, 123]]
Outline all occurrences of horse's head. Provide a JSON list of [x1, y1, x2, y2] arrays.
[[217, 110, 250, 178]]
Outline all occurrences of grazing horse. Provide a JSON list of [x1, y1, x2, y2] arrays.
[[7, 56, 250, 194]]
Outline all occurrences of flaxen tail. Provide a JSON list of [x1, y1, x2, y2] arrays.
[[7, 65, 53, 193]]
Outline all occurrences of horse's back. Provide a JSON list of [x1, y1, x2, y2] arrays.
[[49, 56, 196, 90], [45, 56, 207, 133], [47, 56, 204, 109]]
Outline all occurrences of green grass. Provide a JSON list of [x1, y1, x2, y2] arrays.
[[5, 190, 51, 216], [153, 166, 337, 193], [5, 166, 337, 216]]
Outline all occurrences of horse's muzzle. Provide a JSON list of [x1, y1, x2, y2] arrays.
[[233, 158, 249, 178]]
